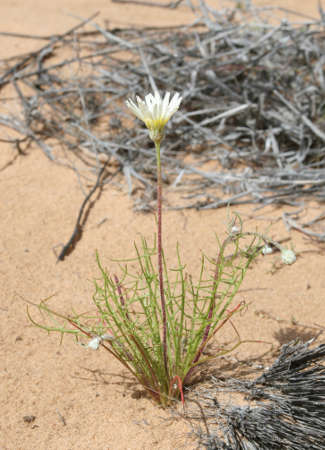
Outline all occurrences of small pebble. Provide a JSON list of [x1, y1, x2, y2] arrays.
[[23, 415, 36, 424]]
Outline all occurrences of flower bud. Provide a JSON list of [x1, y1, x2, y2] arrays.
[[262, 245, 273, 255]]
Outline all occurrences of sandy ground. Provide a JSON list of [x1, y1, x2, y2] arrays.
[[1, 1, 324, 449]]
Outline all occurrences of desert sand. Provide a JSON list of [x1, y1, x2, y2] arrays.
[[1, 1, 324, 449]]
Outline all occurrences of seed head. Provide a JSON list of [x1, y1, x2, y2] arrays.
[[281, 248, 296, 265]]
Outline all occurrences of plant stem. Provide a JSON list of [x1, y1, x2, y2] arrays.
[[189, 238, 230, 368], [155, 141, 169, 377]]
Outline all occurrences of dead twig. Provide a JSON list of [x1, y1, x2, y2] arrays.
[[56, 159, 113, 262]]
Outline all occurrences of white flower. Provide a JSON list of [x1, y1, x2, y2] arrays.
[[281, 248, 296, 265], [126, 91, 182, 143]]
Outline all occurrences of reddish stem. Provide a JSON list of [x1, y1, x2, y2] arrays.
[[169, 375, 185, 405], [189, 236, 233, 370], [155, 141, 168, 377], [185, 301, 243, 383], [114, 274, 130, 320]]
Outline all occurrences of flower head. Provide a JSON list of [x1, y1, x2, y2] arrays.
[[126, 91, 182, 143]]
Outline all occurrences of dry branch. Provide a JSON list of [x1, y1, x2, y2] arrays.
[[1, 1, 325, 239]]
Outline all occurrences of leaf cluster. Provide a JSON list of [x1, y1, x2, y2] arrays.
[[29, 225, 263, 406]]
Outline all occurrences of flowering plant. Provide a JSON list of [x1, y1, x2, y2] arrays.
[[28, 91, 293, 406]]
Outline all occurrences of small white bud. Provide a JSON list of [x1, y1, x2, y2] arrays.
[[262, 245, 273, 255], [281, 248, 296, 265], [85, 332, 115, 350], [86, 336, 101, 350]]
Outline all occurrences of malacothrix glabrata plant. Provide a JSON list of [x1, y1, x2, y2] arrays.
[[28, 91, 295, 406]]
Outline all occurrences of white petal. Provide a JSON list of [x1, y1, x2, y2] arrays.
[[154, 91, 161, 104], [152, 102, 160, 121], [161, 92, 171, 118], [145, 93, 155, 110], [136, 95, 143, 104], [170, 93, 182, 112], [126, 98, 145, 121]]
